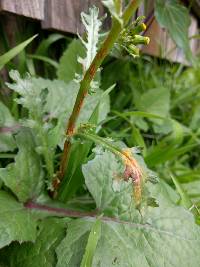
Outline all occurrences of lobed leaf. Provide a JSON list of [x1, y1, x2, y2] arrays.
[[78, 6, 102, 71], [6, 72, 110, 150]]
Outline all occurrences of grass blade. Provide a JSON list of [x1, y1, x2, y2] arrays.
[[80, 219, 101, 267], [0, 35, 37, 70]]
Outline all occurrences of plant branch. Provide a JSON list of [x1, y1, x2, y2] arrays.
[[54, 0, 142, 192]]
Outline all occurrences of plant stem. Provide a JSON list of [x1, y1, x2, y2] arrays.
[[76, 132, 122, 157], [76, 132, 142, 171], [25, 200, 149, 228], [55, 0, 142, 192]]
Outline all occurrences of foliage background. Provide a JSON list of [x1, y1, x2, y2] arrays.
[[0, 0, 200, 266]]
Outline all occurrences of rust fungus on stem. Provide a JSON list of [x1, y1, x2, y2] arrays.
[[122, 148, 143, 206]]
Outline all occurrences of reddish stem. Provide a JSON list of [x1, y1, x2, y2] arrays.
[[54, 0, 142, 194], [25, 200, 146, 228]]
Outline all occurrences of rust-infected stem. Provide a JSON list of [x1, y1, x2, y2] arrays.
[[54, 0, 142, 193]]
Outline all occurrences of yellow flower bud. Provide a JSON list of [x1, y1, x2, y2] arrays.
[[130, 23, 147, 36], [132, 35, 150, 45]]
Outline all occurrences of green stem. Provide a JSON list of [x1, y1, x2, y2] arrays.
[[76, 132, 140, 169], [76, 132, 122, 157], [55, 0, 142, 192]]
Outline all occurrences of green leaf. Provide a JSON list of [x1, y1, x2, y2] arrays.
[[0, 190, 37, 249], [57, 39, 85, 83], [182, 179, 200, 194], [155, 0, 191, 59], [0, 35, 37, 70], [171, 175, 192, 208], [82, 145, 153, 219], [93, 209, 200, 267], [83, 149, 126, 213], [0, 134, 16, 153], [170, 175, 200, 219], [57, 138, 93, 202], [57, 86, 113, 202], [0, 102, 15, 127], [135, 87, 170, 117], [145, 142, 197, 167], [44, 80, 110, 149], [56, 219, 93, 267], [0, 129, 44, 202], [36, 33, 67, 56], [27, 54, 59, 69], [0, 102, 16, 152], [6, 72, 109, 150], [6, 70, 44, 116], [102, 0, 123, 24], [6, 71, 57, 178], [56, 207, 200, 267], [0, 218, 69, 267], [134, 87, 170, 133], [80, 219, 101, 267], [149, 178, 179, 207], [58, 149, 200, 267]]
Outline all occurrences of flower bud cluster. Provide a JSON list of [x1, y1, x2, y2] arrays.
[[118, 16, 150, 57]]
